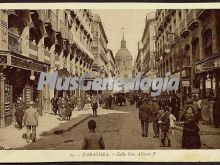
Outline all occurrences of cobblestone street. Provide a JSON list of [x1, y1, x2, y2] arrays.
[[19, 104, 219, 150]]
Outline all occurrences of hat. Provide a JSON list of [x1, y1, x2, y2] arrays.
[[29, 101, 34, 105]]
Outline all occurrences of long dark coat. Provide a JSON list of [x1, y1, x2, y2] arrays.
[[181, 113, 201, 149], [139, 102, 151, 122]]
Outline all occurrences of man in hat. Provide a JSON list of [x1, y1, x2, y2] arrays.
[[23, 101, 39, 143], [139, 98, 152, 137], [151, 98, 160, 138]]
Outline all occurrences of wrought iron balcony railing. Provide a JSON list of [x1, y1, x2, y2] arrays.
[[8, 30, 22, 54]]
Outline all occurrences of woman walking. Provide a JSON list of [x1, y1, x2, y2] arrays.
[[180, 106, 201, 149], [59, 97, 67, 120]]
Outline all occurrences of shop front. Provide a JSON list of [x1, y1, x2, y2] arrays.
[[54, 68, 72, 99], [195, 53, 220, 98], [170, 66, 191, 98], [0, 51, 49, 127]]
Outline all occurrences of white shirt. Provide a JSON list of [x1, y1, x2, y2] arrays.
[[198, 99, 202, 109], [169, 113, 176, 128]]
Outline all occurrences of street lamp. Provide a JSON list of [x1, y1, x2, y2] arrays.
[[166, 31, 184, 117]]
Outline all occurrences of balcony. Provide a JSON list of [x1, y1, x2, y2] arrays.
[[179, 19, 189, 38], [60, 20, 72, 42], [174, 28, 179, 43], [44, 10, 57, 32], [196, 9, 211, 21], [168, 35, 175, 46], [8, 30, 22, 55], [170, 9, 176, 16], [165, 10, 172, 23], [29, 41, 38, 51], [158, 22, 164, 32], [186, 10, 199, 31]]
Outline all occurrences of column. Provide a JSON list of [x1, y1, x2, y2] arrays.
[[215, 70, 220, 97], [0, 10, 8, 51], [21, 25, 29, 56], [66, 52, 71, 72], [189, 44, 194, 90], [199, 34, 204, 61], [210, 10, 218, 54], [0, 72, 5, 127], [37, 36, 45, 62], [59, 51, 64, 69], [49, 45, 56, 113], [202, 74, 206, 97], [72, 57, 76, 75]]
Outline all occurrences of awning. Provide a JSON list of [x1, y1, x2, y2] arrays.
[[57, 68, 71, 77]]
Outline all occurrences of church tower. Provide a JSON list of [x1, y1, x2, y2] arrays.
[[115, 28, 133, 79]]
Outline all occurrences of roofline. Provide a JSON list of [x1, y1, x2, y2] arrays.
[[108, 49, 115, 63], [141, 15, 156, 42]]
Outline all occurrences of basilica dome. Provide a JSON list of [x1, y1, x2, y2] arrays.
[[115, 47, 132, 60], [115, 33, 133, 79], [115, 36, 132, 60]]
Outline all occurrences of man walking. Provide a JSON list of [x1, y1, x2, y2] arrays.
[[91, 97, 98, 116], [139, 99, 152, 137], [151, 98, 160, 138], [23, 101, 39, 143]]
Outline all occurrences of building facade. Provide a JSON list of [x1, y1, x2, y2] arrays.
[[136, 13, 157, 78], [0, 9, 94, 127], [91, 14, 109, 78], [107, 49, 117, 78], [155, 9, 220, 97]]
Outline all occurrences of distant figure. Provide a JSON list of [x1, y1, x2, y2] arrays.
[[51, 96, 58, 115], [15, 97, 25, 130], [82, 120, 105, 150], [91, 97, 98, 116], [169, 107, 176, 135], [23, 101, 39, 143]]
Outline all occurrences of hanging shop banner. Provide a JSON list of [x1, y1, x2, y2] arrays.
[[195, 54, 220, 73]]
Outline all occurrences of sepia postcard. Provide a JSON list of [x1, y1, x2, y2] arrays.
[[0, 2, 220, 162]]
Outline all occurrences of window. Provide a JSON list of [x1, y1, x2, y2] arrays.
[[192, 38, 200, 61], [203, 29, 212, 57], [173, 19, 176, 27], [65, 12, 68, 26], [179, 11, 182, 21]]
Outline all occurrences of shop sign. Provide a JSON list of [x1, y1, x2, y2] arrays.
[[182, 79, 190, 87], [11, 56, 47, 72], [195, 57, 220, 73], [192, 88, 200, 94]]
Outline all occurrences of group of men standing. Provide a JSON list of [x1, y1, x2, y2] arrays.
[[138, 97, 173, 147]]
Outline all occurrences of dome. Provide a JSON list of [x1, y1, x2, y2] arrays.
[[115, 48, 132, 60], [115, 32, 133, 60]]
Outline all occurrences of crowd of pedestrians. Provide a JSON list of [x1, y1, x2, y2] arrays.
[[135, 92, 220, 149]]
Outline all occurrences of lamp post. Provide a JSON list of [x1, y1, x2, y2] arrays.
[[166, 32, 184, 117]]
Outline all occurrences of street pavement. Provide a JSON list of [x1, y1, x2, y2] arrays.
[[21, 105, 183, 150], [1, 104, 219, 150]]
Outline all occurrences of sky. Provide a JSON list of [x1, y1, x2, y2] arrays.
[[92, 9, 155, 59]]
